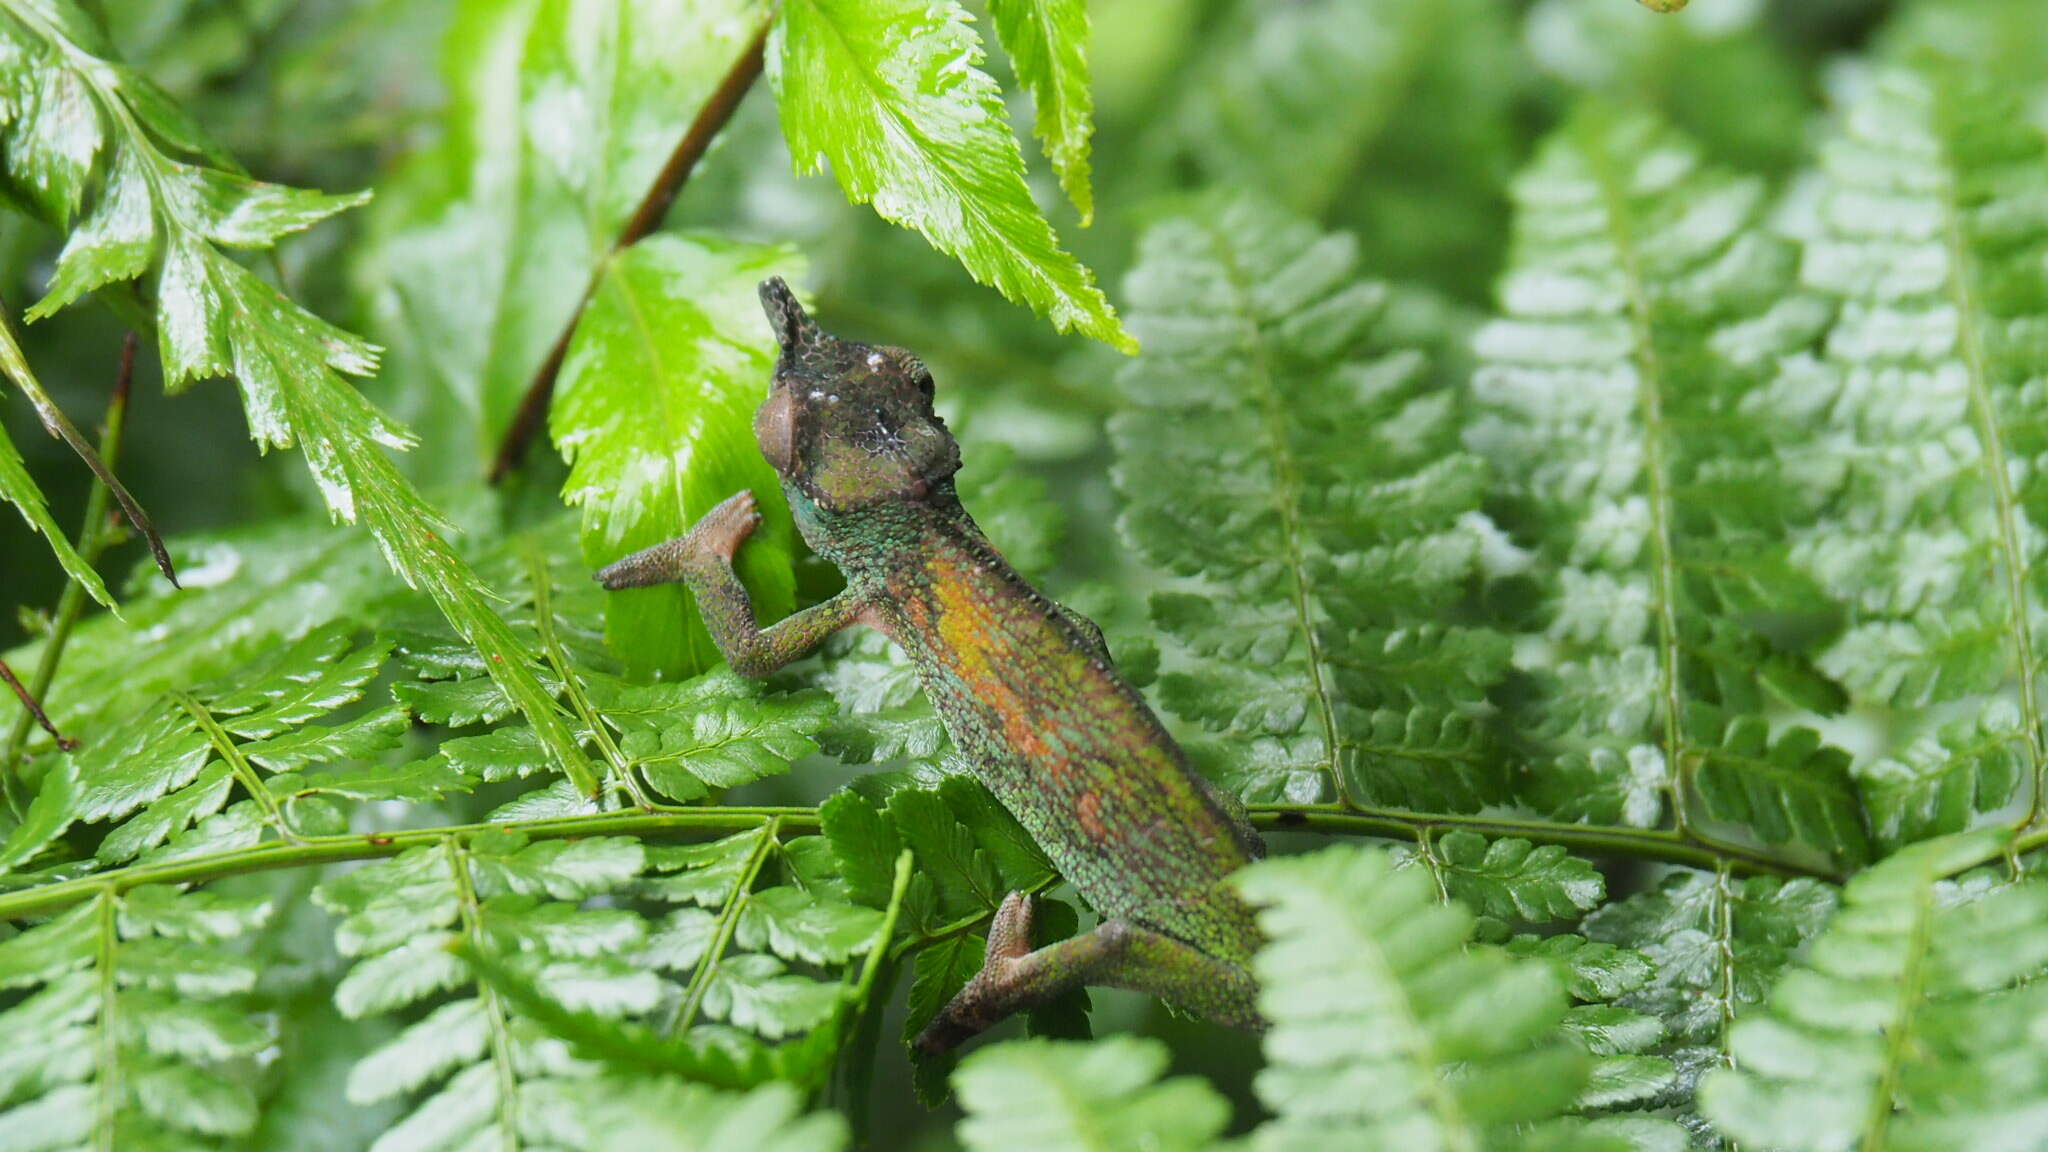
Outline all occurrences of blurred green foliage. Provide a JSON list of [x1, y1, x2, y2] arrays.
[[19, 0, 2048, 1147]]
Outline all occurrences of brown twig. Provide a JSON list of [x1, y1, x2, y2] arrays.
[[488, 21, 772, 484], [0, 304, 175, 586], [2, 333, 142, 813], [0, 660, 74, 751]]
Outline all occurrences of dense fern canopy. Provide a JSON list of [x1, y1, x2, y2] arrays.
[[3, 0, 2048, 1147]]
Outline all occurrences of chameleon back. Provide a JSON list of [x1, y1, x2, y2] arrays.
[[809, 489, 1265, 965]]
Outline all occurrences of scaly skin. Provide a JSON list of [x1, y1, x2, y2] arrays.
[[598, 279, 1264, 1051]]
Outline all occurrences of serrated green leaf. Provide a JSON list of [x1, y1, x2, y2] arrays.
[[735, 887, 884, 966], [553, 235, 801, 678], [987, 0, 1093, 224], [820, 790, 902, 910], [770, 0, 1131, 351], [1418, 831, 1606, 924]]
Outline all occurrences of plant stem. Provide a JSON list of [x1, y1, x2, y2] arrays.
[[2, 334, 139, 809], [1252, 804, 1841, 881], [0, 807, 819, 922], [0, 796, 1855, 926], [0, 660, 72, 753], [487, 18, 773, 484]]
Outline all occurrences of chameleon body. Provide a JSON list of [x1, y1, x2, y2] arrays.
[[597, 279, 1264, 1051]]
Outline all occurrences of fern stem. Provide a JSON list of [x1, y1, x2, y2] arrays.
[[0, 808, 819, 923], [92, 886, 119, 1152], [1253, 804, 1840, 880], [446, 837, 523, 1151], [1710, 860, 1739, 1068], [172, 692, 301, 844], [1858, 868, 1937, 1151], [670, 817, 782, 1034], [0, 800, 1853, 929], [1200, 217, 1346, 803], [1582, 118, 1692, 837]]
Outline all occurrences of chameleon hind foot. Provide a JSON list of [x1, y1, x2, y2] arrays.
[[914, 892, 1262, 1054], [594, 491, 760, 590]]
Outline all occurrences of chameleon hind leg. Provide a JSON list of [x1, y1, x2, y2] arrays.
[[914, 892, 1261, 1053]]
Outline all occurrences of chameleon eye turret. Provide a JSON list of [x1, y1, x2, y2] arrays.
[[599, 287, 1267, 1051]]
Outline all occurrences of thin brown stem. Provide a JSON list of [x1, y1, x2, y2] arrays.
[[0, 311, 173, 584], [0, 660, 72, 752], [3, 334, 141, 810], [488, 21, 772, 484]]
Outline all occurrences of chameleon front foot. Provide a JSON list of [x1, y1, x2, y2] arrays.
[[594, 491, 760, 590], [915, 892, 1263, 1054]]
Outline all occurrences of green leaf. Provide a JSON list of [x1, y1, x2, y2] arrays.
[[362, 0, 776, 472], [1780, 61, 2048, 848], [770, 0, 1132, 351], [0, 416, 107, 608], [953, 1037, 1229, 1152], [552, 235, 802, 678], [820, 790, 903, 910], [1112, 195, 1509, 807], [987, 0, 1094, 224], [520, 1077, 846, 1152], [595, 673, 833, 804], [0, 0, 602, 799]]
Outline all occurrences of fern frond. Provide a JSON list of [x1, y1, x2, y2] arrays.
[[1112, 196, 1510, 809], [0, 884, 272, 1149], [1, 625, 405, 872], [1235, 841, 1681, 1150], [1472, 104, 1862, 864], [518, 1077, 846, 1152], [316, 815, 896, 1152], [1701, 830, 2048, 1150], [1783, 62, 2048, 845], [1581, 865, 1838, 1128], [952, 1037, 1230, 1152], [0, 0, 603, 797]]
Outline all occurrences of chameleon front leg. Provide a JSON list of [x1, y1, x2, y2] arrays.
[[914, 892, 1260, 1054], [595, 491, 871, 678]]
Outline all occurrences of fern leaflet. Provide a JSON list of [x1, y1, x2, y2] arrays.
[[1112, 195, 1511, 810], [0, 884, 272, 1150], [1783, 63, 2048, 846], [1472, 104, 1863, 865]]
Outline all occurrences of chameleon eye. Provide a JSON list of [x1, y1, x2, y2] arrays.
[[755, 388, 797, 473]]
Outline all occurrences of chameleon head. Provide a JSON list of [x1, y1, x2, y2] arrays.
[[754, 277, 962, 511]]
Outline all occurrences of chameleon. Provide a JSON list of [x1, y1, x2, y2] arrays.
[[596, 278, 1265, 1052]]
